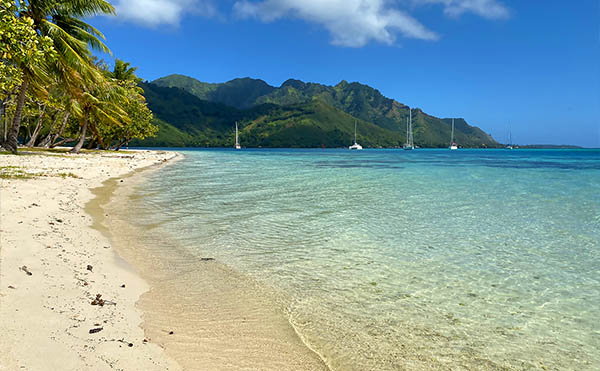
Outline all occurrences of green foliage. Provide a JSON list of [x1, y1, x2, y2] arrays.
[[137, 83, 404, 148], [112, 59, 141, 83], [150, 75, 500, 148], [142, 76, 500, 148], [0, 0, 56, 98], [130, 118, 195, 147], [97, 85, 156, 148], [0, 0, 159, 152], [0, 166, 35, 179]]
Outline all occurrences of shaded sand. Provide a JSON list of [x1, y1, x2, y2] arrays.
[[104, 162, 329, 370], [0, 149, 182, 370]]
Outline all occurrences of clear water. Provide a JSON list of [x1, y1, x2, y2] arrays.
[[125, 149, 600, 370]]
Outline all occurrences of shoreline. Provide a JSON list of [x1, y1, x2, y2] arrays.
[[1, 148, 329, 371], [105, 154, 330, 370], [0, 149, 183, 370]]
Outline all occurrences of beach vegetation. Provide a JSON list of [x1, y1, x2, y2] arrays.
[[0, 165, 35, 179], [56, 171, 80, 178], [0, 1, 158, 154]]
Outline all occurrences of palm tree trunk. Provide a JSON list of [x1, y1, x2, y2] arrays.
[[4, 77, 29, 154], [70, 115, 88, 154], [114, 139, 128, 151], [25, 105, 47, 147], [52, 137, 75, 148], [86, 137, 97, 150], [87, 122, 105, 149], [38, 132, 52, 148], [46, 111, 70, 148], [39, 110, 64, 148], [0, 98, 5, 145]]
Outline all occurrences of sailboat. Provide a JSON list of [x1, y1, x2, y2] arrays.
[[349, 121, 363, 150], [506, 127, 513, 149], [449, 118, 458, 150], [403, 108, 414, 150], [235, 122, 241, 150]]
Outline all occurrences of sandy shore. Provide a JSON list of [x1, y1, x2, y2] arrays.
[[1, 148, 328, 371], [0, 149, 183, 371]]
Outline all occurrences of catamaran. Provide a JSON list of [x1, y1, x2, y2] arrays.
[[235, 122, 241, 150], [403, 108, 414, 150], [449, 118, 458, 150], [349, 121, 363, 150]]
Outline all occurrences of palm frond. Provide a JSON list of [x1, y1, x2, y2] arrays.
[[52, 15, 111, 54], [52, 0, 115, 18]]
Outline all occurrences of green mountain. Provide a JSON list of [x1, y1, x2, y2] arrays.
[[153, 74, 275, 109], [143, 75, 499, 148], [136, 83, 403, 147]]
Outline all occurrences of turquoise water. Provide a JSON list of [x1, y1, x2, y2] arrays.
[[128, 149, 599, 370]]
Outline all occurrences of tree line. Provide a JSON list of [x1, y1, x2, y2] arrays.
[[0, 0, 157, 154]]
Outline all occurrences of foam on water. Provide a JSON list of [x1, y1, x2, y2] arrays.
[[121, 149, 600, 370]]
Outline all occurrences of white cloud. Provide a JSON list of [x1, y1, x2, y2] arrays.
[[419, 0, 510, 19], [234, 0, 439, 47], [112, 0, 217, 27], [111, 0, 509, 46], [233, 0, 509, 47]]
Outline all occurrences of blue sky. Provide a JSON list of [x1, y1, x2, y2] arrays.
[[93, 1, 599, 147]]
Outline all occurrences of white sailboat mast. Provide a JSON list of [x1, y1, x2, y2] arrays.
[[235, 122, 239, 147], [451, 118, 455, 144], [354, 121, 357, 144], [409, 109, 413, 147]]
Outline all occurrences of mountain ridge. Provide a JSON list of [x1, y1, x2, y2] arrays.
[[142, 74, 499, 148]]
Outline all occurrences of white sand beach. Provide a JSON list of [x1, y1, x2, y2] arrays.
[[0, 149, 182, 371], [0, 148, 328, 371]]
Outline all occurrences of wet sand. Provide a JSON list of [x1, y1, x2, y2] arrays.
[[0, 149, 182, 370], [102, 161, 329, 370]]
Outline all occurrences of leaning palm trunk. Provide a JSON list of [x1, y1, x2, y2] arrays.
[[40, 111, 70, 148], [114, 139, 128, 151], [37, 132, 52, 148], [86, 137, 97, 150], [4, 77, 29, 154], [25, 105, 47, 147], [52, 137, 75, 147], [70, 116, 88, 154], [0, 98, 5, 144]]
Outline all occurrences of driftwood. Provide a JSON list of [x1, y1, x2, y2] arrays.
[[90, 293, 116, 307]]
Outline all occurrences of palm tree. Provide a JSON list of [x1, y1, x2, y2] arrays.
[[4, 0, 115, 154], [69, 77, 130, 153], [112, 59, 141, 83]]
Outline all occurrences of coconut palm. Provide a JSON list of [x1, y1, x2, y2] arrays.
[[69, 77, 130, 153], [112, 59, 141, 83], [4, 0, 114, 154]]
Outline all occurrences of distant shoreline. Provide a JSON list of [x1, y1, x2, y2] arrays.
[[129, 145, 591, 150]]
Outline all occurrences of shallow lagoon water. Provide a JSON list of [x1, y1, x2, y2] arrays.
[[124, 149, 599, 370]]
